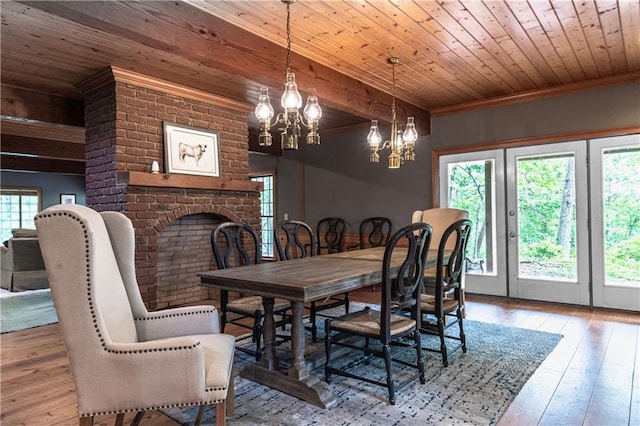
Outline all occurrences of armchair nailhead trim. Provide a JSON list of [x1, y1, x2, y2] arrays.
[[78, 395, 228, 417], [134, 309, 217, 322], [107, 341, 201, 354]]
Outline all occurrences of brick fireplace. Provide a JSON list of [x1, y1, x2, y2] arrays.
[[77, 67, 261, 310]]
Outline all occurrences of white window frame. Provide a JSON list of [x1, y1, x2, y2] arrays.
[[0, 187, 42, 242], [250, 171, 276, 259]]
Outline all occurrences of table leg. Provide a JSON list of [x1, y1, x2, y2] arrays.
[[259, 296, 278, 370], [288, 301, 309, 380], [240, 298, 336, 408]]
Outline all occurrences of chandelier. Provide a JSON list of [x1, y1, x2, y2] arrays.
[[254, 0, 322, 150], [367, 57, 418, 168]]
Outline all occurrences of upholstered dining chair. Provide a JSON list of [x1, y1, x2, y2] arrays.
[[411, 208, 469, 250], [211, 222, 291, 360], [274, 219, 349, 342], [411, 208, 470, 307], [324, 222, 432, 404], [316, 216, 346, 254], [418, 219, 472, 367], [35, 204, 235, 426], [346, 216, 393, 250]]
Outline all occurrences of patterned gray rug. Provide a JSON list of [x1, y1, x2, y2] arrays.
[[163, 314, 562, 425], [0, 289, 58, 333]]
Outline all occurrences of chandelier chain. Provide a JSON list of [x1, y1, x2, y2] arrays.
[[285, 1, 292, 74], [391, 60, 397, 122]]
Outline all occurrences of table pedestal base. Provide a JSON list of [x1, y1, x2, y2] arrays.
[[240, 363, 337, 409]]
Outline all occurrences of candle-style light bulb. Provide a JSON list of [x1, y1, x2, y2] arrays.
[[281, 71, 303, 112]]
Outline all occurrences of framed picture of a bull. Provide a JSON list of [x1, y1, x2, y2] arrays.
[[163, 122, 220, 177]]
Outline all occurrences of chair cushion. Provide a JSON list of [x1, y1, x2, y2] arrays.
[[11, 228, 38, 238], [330, 308, 416, 336], [419, 294, 459, 313], [227, 295, 290, 315], [423, 266, 438, 277]]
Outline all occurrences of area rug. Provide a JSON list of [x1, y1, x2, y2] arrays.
[[0, 289, 58, 333], [163, 314, 563, 425]]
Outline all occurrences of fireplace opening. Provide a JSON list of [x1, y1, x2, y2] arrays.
[[156, 213, 225, 309]]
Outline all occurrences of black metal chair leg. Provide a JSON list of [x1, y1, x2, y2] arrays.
[[438, 318, 448, 367], [383, 345, 395, 405], [324, 319, 332, 383], [310, 302, 318, 342]]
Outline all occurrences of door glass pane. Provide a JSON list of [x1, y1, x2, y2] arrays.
[[447, 159, 496, 275], [516, 153, 577, 281], [602, 146, 640, 287], [250, 174, 275, 258]]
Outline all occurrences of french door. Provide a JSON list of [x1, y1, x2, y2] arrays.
[[505, 142, 589, 305], [439, 150, 507, 297], [589, 135, 640, 310], [439, 135, 639, 310]]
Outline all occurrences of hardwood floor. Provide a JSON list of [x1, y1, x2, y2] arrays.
[[1, 288, 638, 425]]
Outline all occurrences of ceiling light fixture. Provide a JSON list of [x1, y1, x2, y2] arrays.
[[255, 0, 322, 150], [367, 57, 418, 168]]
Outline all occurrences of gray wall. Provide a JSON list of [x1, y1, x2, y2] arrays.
[[10, 82, 635, 234], [1, 171, 86, 208], [270, 82, 640, 233]]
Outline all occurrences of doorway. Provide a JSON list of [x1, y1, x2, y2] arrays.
[[439, 134, 639, 310]]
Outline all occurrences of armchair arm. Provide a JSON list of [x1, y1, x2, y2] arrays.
[[73, 336, 217, 415], [134, 305, 220, 341]]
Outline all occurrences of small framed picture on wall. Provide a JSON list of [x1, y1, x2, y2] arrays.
[[163, 122, 220, 177], [60, 193, 76, 204]]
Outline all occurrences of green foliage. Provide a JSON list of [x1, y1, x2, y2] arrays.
[[446, 145, 639, 282], [521, 240, 563, 260], [606, 235, 640, 281]]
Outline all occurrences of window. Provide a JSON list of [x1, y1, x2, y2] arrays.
[[250, 173, 275, 258], [0, 187, 42, 242]]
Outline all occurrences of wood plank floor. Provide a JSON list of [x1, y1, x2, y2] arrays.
[[1, 288, 639, 425]]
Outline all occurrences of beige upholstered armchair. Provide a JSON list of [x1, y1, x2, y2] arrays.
[[35, 204, 235, 426]]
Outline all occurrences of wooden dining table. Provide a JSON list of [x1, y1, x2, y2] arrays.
[[199, 246, 440, 408]]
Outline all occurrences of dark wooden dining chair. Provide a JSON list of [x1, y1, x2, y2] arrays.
[[324, 222, 432, 404], [346, 216, 393, 250], [316, 217, 346, 254], [274, 219, 348, 342], [211, 222, 291, 360], [346, 217, 393, 291], [274, 219, 316, 260], [418, 219, 472, 367]]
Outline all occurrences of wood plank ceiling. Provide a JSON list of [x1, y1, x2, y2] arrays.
[[1, 0, 639, 173]]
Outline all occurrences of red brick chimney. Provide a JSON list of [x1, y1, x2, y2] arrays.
[[77, 67, 261, 309]]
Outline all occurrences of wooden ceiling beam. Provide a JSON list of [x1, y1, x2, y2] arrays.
[[1, 85, 84, 126], [1, 116, 85, 143], [20, 1, 430, 135], [1, 154, 85, 175], [1, 134, 85, 160]]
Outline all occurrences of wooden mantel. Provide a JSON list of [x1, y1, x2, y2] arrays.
[[117, 171, 262, 192]]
